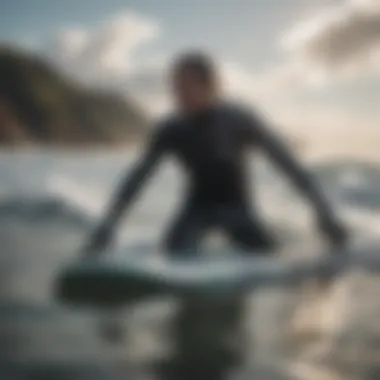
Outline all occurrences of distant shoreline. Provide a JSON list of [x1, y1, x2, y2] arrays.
[[0, 146, 379, 166], [0, 142, 140, 155]]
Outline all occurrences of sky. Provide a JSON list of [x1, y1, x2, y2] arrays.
[[1, 0, 380, 159]]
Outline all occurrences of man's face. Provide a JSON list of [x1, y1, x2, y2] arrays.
[[171, 69, 216, 113]]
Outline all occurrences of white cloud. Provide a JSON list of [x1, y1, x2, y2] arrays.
[[47, 12, 160, 84], [43, 11, 171, 114], [55, 29, 89, 57], [237, 0, 380, 105], [216, 0, 377, 105], [282, 0, 380, 79]]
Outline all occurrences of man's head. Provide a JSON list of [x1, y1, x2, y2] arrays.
[[170, 51, 221, 113]]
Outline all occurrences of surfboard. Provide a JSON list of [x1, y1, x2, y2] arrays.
[[55, 243, 380, 308], [55, 249, 345, 308]]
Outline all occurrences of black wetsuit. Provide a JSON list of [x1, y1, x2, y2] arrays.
[[109, 102, 334, 256], [94, 102, 345, 380]]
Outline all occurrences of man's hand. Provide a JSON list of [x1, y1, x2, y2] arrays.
[[317, 214, 349, 249], [82, 223, 114, 258], [315, 214, 349, 289]]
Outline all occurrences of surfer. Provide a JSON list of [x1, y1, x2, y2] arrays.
[[83, 51, 349, 380], [86, 51, 347, 256]]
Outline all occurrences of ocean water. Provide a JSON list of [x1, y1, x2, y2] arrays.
[[1, 150, 380, 379]]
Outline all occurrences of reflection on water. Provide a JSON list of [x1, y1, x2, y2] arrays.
[[1, 152, 380, 379]]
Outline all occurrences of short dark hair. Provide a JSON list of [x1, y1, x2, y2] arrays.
[[172, 51, 218, 86]]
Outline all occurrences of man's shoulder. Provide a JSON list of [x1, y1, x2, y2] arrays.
[[148, 113, 184, 147]]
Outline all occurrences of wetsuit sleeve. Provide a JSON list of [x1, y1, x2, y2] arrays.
[[100, 121, 172, 231], [239, 108, 336, 220]]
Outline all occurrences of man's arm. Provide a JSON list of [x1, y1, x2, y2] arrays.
[[239, 108, 347, 246], [100, 147, 163, 233], [85, 123, 171, 255], [256, 124, 332, 217]]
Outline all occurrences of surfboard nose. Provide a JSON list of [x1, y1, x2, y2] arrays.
[[54, 262, 150, 308]]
